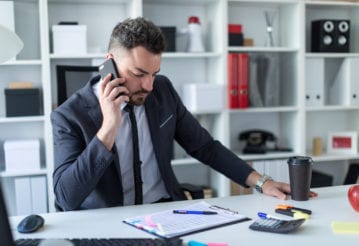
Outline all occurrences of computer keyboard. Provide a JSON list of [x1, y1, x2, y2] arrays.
[[15, 237, 183, 246]]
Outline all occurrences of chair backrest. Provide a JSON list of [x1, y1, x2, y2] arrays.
[[56, 65, 98, 106]]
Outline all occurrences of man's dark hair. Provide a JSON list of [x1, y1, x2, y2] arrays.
[[108, 17, 165, 54]]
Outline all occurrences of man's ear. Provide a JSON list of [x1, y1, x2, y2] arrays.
[[105, 53, 113, 59]]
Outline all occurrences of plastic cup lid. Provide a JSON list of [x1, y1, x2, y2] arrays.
[[287, 156, 313, 165]]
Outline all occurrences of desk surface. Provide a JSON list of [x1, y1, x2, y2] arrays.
[[10, 185, 358, 245]]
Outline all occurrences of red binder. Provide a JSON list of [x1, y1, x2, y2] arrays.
[[228, 53, 248, 109], [238, 53, 249, 108], [228, 53, 239, 108]]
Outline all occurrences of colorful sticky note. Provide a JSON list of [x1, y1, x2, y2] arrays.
[[332, 221, 359, 234], [188, 240, 207, 246]]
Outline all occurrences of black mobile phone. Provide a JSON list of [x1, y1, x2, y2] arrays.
[[99, 58, 120, 80]]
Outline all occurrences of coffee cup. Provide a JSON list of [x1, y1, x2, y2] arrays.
[[287, 156, 313, 201]]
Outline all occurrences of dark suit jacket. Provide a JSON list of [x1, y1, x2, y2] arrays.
[[51, 74, 254, 211]]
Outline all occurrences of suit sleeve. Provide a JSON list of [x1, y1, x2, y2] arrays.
[[164, 80, 255, 187], [51, 109, 115, 210]]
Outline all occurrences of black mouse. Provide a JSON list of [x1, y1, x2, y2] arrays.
[[17, 214, 44, 233]]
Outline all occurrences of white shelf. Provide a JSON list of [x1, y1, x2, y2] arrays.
[[50, 53, 106, 59], [229, 106, 299, 113], [310, 153, 359, 162], [171, 158, 199, 166], [239, 152, 297, 161], [47, 0, 131, 3], [306, 106, 359, 112], [0, 169, 47, 178], [0, 60, 43, 66], [173, 151, 299, 165], [306, 53, 359, 58], [305, 0, 359, 7], [50, 52, 221, 60], [228, 47, 298, 53], [145, 0, 218, 4], [162, 52, 221, 58], [0, 116, 45, 123]]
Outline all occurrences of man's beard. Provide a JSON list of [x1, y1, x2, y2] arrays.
[[129, 90, 150, 105]]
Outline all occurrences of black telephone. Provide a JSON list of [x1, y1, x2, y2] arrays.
[[239, 130, 291, 154]]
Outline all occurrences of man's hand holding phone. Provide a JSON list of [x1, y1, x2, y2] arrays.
[[97, 59, 129, 150]]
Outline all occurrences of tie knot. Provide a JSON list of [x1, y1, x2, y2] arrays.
[[124, 104, 134, 113]]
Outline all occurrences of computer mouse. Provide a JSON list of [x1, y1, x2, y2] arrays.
[[17, 214, 45, 233]]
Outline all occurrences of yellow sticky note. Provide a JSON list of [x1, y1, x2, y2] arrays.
[[332, 221, 359, 234]]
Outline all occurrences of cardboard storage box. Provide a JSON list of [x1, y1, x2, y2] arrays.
[[4, 139, 41, 172], [52, 25, 87, 54], [5, 88, 41, 117], [182, 83, 224, 112]]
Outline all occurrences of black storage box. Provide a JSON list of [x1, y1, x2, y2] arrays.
[[160, 26, 176, 52], [5, 88, 42, 117], [310, 170, 333, 188], [228, 24, 243, 46], [181, 183, 204, 200]]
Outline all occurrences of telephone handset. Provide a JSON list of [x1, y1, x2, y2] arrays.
[[239, 130, 291, 154], [99, 58, 128, 99], [99, 58, 119, 80], [239, 130, 276, 144]]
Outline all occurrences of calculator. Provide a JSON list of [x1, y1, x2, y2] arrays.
[[249, 218, 306, 233]]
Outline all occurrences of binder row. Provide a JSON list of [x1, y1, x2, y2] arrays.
[[14, 176, 48, 216], [228, 53, 280, 109]]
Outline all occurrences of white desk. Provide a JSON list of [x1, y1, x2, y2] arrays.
[[10, 185, 358, 245]]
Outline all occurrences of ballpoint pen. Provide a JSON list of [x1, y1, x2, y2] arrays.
[[173, 210, 218, 215], [257, 212, 282, 220]]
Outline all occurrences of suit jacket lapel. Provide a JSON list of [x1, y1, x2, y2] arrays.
[[83, 76, 103, 131], [145, 93, 162, 164]]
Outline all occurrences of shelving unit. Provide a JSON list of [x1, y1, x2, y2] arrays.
[[1, 0, 359, 215], [303, 0, 359, 187]]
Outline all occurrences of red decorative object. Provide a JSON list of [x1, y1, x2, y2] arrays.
[[348, 185, 359, 212]]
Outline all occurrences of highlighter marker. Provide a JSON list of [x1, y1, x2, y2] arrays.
[[276, 204, 312, 215], [188, 240, 207, 246], [275, 209, 310, 219]]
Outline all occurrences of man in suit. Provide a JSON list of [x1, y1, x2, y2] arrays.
[[51, 17, 315, 211]]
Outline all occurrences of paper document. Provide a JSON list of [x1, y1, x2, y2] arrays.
[[123, 201, 249, 238]]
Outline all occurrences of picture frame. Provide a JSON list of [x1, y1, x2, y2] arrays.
[[327, 131, 358, 155]]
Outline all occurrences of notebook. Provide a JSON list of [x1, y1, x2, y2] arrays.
[[0, 178, 182, 246]]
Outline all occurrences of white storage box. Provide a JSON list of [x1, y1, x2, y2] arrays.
[[0, 1, 15, 31], [182, 83, 224, 112], [52, 25, 87, 54], [4, 139, 41, 172]]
